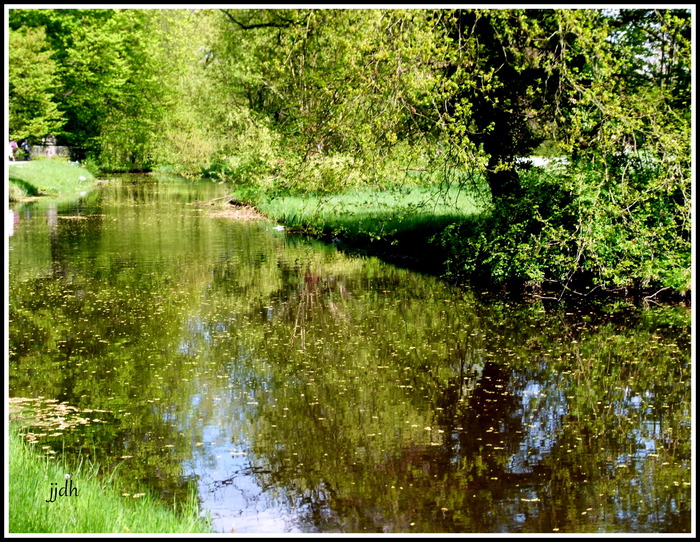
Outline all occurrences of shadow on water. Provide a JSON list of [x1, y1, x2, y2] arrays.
[[8, 174, 692, 534]]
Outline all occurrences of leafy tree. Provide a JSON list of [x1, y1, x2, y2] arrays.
[[540, 8, 692, 294], [57, 9, 173, 170], [9, 9, 175, 170], [435, 8, 691, 296], [8, 26, 65, 142], [210, 9, 445, 192], [143, 9, 223, 175]]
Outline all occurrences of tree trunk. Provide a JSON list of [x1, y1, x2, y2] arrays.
[[486, 156, 521, 202]]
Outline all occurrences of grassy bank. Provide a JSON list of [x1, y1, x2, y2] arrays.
[[8, 159, 97, 201], [232, 161, 690, 300], [247, 183, 487, 272], [8, 428, 212, 534]]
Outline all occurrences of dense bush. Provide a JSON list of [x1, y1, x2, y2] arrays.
[[438, 156, 691, 298]]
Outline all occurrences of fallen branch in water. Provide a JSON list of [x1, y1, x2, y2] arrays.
[[188, 195, 237, 206]]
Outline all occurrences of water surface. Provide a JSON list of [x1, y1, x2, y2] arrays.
[[8, 174, 692, 533]]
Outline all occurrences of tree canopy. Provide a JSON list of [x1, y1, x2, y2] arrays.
[[8, 25, 65, 142]]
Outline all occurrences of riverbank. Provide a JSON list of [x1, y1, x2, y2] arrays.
[[234, 184, 484, 277], [230, 184, 691, 305], [10, 159, 688, 304], [8, 159, 98, 202], [8, 424, 212, 534]]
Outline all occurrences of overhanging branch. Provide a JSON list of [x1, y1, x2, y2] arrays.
[[220, 9, 297, 30]]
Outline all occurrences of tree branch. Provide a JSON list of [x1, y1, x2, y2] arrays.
[[220, 9, 296, 30]]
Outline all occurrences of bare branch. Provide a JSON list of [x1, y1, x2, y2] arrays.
[[220, 9, 297, 30]]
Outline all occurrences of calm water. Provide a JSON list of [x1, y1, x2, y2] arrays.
[[8, 174, 692, 533]]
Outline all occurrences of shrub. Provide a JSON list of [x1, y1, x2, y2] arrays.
[[436, 155, 690, 298]]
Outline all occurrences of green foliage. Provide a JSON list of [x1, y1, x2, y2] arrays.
[[431, 9, 566, 195], [8, 7, 691, 297], [436, 8, 691, 297], [438, 156, 690, 296], [9, 9, 181, 171], [8, 26, 65, 141], [60, 10, 171, 170], [211, 9, 448, 187], [437, 165, 575, 288]]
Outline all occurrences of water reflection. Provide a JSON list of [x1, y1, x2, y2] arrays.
[[8, 175, 692, 534], [8, 209, 18, 237]]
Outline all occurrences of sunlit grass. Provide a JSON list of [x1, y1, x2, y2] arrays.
[[8, 427, 212, 534], [8, 159, 96, 201], [255, 184, 487, 243]]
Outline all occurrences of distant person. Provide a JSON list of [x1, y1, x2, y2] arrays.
[[9, 140, 18, 161], [20, 140, 30, 160]]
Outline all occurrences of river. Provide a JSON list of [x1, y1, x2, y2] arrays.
[[8, 174, 692, 533]]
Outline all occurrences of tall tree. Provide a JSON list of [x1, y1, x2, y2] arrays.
[[8, 26, 65, 142], [434, 8, 691, 294], [9, 8, 175, 170], [431, 9, 578, 201], [142, 9, 223, 176], [211, 9, 444, 189]]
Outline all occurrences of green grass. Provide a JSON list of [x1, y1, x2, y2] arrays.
[[8, 159, 97, 201], [254, 184, 486, 242], [8, 428, 212, 534]]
